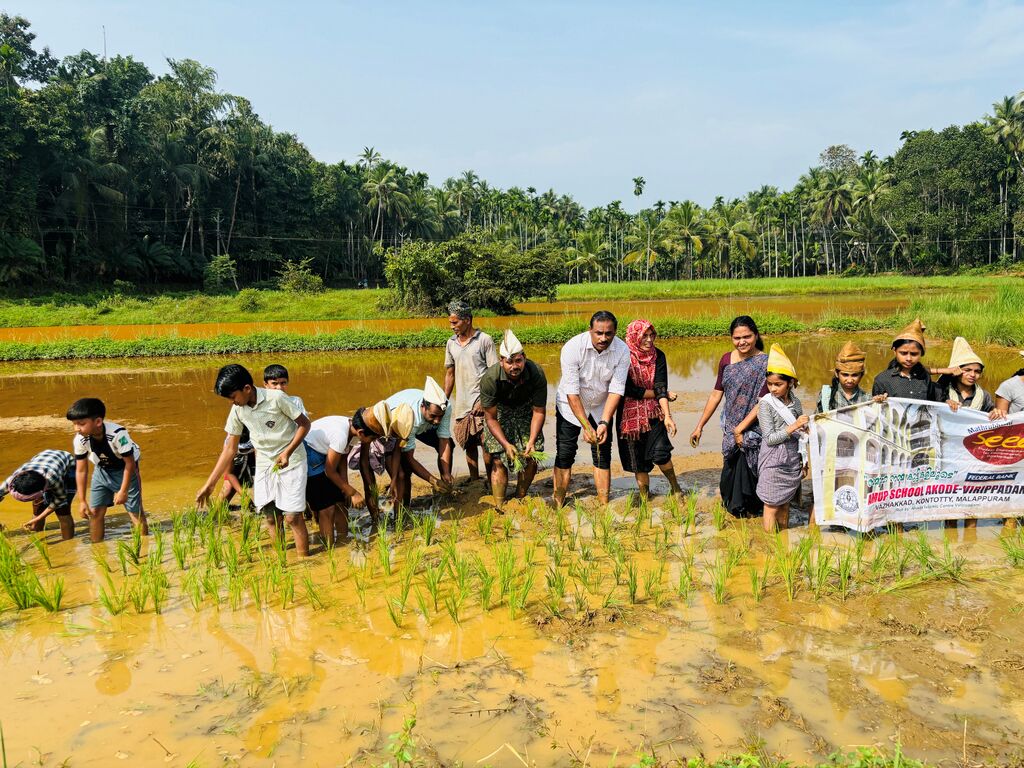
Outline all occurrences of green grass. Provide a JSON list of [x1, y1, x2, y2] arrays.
[[1, 276, 1022, 361]]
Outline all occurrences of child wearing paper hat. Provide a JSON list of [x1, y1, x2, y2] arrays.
[[756, 343, 807, 532], [937, 337, 1004, 419], [871, 318, 944, 402]]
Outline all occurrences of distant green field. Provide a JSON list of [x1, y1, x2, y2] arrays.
[[0, 274, 1003, 329]]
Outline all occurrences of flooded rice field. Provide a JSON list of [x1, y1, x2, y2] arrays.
[[2, 333, 1024, 766], [0, 293, 908, 342]]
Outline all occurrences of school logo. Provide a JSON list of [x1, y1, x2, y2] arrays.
[[119, 436, 129, 447], [963, 422, 1024, 466], [266, 420, 276, 428], [833, 485, 860, 515]]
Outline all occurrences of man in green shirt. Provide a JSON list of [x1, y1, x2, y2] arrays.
[[480, 330, 548, 509]]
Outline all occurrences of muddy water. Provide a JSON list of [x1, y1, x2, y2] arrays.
[[0, 294, 908, 341], [2, 333, 1024, 765]]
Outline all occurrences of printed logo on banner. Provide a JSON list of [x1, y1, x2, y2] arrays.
[[833, 486, 860, 515], [963, 422, 1024, 465], [965, 471, 1019, 482]]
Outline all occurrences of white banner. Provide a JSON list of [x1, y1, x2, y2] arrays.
[[810, 398, 1024, 531]]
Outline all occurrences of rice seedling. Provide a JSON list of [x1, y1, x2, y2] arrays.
[[247, 572, 266, 609], [421, 562, 445, 610], [350, 565, 367, 609], [653, 527, 671, 560], [128, 523, 144, 563], [914, 531, 935, 572], [545, 565, 568, 602], [279, 572, 295, 609], [572, 587, 590, 614], [386, 595, 405, 628], [1000, 526, 1024, 567], [303, 573, 327, 610], [127, 577, 149, 614], [476, 568, 495, 612], [567, 525, 579, 552], [443, 589, 464, 624], [495, 543, 518, 600], [684, 491, 699, 536], [449, 554, 473, 598], [664, 493, 683, 527], [706, 553, 730, 605], [810, 546, 835, 599], [414, 587, 432, 621], [522, 539, 538, 567], [626, 560, 639, 604], [90, 547, 112, 575], [725, 540, 745, 574], [642, 565, 664, 603], [853, 534, 868, 574], [115, 542, 132, 576], [376, 525, 393, 576], [29, 536, 52, 569], [172, 535, 190, 571], [508, 566, 536, 620], [710, 499, 727, 531], [932, 539, 966, 582], [555, 508, 569, 541], [394, 504, 408, 536], [749, 562, 770, 603], [146, 562, 169, 614], [501, 512, 515, 541], [203, 568, 222, 607], [31, 575, 65, 612], [477, 507, 495, 541], [99, 573, 130, 615], [326, 546, 339, 583], [837, 548, 854, 601], [545, 539, 565, 568], [224, 537, 242, 578], [676, 563, 693, 601], [228, 573, 244, 610], [773, 538, 803, 601]]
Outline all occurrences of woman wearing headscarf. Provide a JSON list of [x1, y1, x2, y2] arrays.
[[690, 316, 768, 517], [617, 319, 681, 497]]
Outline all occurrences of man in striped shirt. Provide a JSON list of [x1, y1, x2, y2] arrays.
[[0, 449, 78, 539]]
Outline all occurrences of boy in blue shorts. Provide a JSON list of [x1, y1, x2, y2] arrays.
[[66, 398, 147, 542], [0, 449, 78, 540], [196, 364, 312, 556]]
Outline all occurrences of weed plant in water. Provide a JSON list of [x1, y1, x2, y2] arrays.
[[1000, 526, 1024, 567]]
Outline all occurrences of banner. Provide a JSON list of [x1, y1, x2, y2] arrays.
[[810, 398, 1024, 531]]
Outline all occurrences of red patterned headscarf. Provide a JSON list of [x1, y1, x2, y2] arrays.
[[622, 319, 662, 439]]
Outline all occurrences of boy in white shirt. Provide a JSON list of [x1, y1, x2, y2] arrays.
[[66, 398, 147, 542], [197, 364, 312, 556], [263, 363, 309, 415]]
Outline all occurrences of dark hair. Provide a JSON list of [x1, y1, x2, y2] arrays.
[[11, 471, 45, 496], [767, 371, 798, 388], [263, 364, 289, 381], [891, 339, 924, 353], [352, 407, 381, 438], [66, 397, 105, 420], [589, 310, 617, 329], [214, 364, 254, 397], [1015, 368, 1024, 378], [729, 315, 764, 351]]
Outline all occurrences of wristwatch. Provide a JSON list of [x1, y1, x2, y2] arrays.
[[598, 419, 609, 427]]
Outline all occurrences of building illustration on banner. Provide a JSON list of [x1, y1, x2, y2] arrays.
[[813, 400, 946, 522]]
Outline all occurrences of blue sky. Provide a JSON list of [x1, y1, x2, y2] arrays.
[[17, 1, 1024, 210]]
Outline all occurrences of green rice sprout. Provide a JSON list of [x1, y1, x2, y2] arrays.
[[476, 568, 496, 612], [228, 573, 244, 610], [626, 560, 639, 604], [810, 546, 835, 599], [748, 563, 769, 603], [172, 535, 190, 571], [449, 554, 473, 597], [677, 563, 693, 601], [837, 548, 854, 601], [386, 595, 405, 628], [99, 573, 130, 615], [247, 573, 266, 609], [419, 513, 437, 547], [443, 590, 464, 625], [91, 547, 112, 575], [545, 566, 567, 602], [710, 499, 727, 531], [414, 587, 432, 621], [494, 542, 517, 600], [914, 531, 934, 572], [279, 571, 295, 609], [477, 507, 495, 540], [127, 576, 149, 614], [352, 566, 369, 608], [31, 575, 65, 612], [706, 553, 730, 605], [508, 566, 536, 620], [642, 565, 664, 603], [422, 562, 445, 610], [1000, 527, 1024, 567], [376, 525, 393, 576], [501, 513, 515, 541], [30, 536, 52, 569], [303, 573, 327, 610], [684, 491, 699, 536], [772, 538, 802, 601]]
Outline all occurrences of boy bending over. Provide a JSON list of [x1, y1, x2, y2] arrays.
[[0, 449, 78, 540], [196, 364, 312, 556]]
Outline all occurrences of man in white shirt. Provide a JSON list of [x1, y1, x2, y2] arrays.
[[554, 311, 630, 507]]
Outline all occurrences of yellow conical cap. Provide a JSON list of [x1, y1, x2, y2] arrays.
[[949, 336, 982, 369], [767, 343, 797, 379]]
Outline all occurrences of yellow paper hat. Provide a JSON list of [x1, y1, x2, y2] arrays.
[[834, 341, 866, 374], [893, 317, 926, 352], [949, 336, 983, 369], [767, 343, 797, 379], [390, 403, 415, 447], [363, 400, 392, 437]]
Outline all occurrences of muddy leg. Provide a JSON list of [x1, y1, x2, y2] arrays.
[[658, 462, 682, 495], [265, 508, 285, 547], [284, 512, 310, 557], [57, 514, 75, 541], [778, 502, 790, 530], [594, 468, 611, 505], [635, 471, 651, 499], [317, 505, 335, 548], [553, 467, 571, 508], [515, 459, 538, 499], [762, 504, 780, 533], [127, 510, 148, 536], [90, 506, 108, 542], [334, 502, 349, 542], [491, 460, 508, 511], [465, 437, 480, 482]]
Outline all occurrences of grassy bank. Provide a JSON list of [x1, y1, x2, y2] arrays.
[[0, 312, 889, 361], [0, 274, 1004, 329]]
